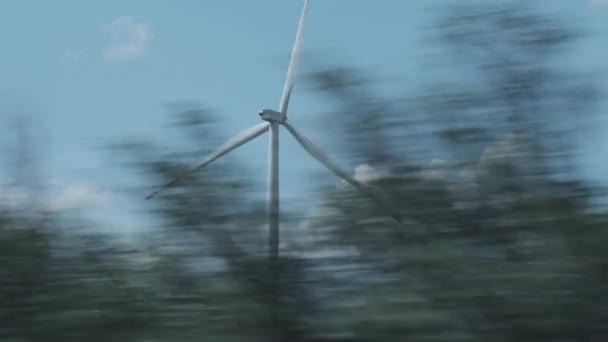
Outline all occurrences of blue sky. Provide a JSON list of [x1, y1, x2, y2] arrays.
[[0, 0, 607, 235]]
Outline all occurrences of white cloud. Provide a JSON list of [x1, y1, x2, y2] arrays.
[[337, 163, 390, 189], [101, 16, 153, 62], [479, 133, 527, 168], [0, 187, 29, 209], [589, 0, 608, 9], [63, 49, 84, 62], [292, 246, 360, 260], [353, 164, 384, 183], [419, 159, 449, 180], [47, 183, 111, 212], [0, 182, 111, 212]]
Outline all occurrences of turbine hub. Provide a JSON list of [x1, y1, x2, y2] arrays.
[[259, 108, 286, 123]]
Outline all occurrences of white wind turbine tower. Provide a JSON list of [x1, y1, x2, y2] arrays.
[[146, 0, 403, 259]]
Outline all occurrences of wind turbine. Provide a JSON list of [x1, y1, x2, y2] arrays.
[[146, 0, 403, 258]]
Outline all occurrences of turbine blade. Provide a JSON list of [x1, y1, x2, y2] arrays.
[[282, 120, 402, 223], [279, 0, 310, 114], [146, 122, 270, 200]]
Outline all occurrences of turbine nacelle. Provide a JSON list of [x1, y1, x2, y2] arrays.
[[259, 108, 286, 123]]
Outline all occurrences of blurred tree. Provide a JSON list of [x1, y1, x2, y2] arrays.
[[0, 214, 159, 341], [303, 2, 607, 341]]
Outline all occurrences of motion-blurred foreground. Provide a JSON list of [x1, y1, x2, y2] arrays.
[[2, 3, 608, 342]]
